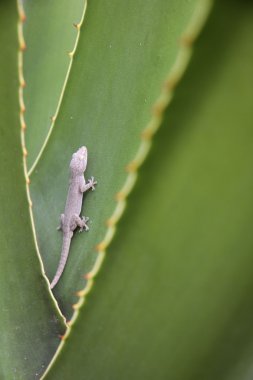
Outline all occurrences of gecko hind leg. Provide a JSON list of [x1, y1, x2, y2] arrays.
[[70, 214, 89, 232], [79, 216, 89, 232]]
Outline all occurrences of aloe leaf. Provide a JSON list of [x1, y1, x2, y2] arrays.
[[43, 1, 253, 379], [27, 0, 210, 319], [0, 2, 65, 379], [22, 0, 85, 170]]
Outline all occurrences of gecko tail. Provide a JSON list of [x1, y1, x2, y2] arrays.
[[50, 233, 72, 289]]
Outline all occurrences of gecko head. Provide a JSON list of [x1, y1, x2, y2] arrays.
[[70, 146, 88, 175]]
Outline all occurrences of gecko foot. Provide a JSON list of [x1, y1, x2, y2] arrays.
[[88, 176, 97, 191], [79, 216, 89, 232]]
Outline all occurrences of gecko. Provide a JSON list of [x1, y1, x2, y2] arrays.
[[50, 146, 97, 289]]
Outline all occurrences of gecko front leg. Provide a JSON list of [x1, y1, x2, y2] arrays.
[[80, 176, 97, 193]]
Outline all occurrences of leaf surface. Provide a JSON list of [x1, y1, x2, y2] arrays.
[[44, 1, 253, 379], [28, 0, 207, 318], [22, 0, 85, 169]]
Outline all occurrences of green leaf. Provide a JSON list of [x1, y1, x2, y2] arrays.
[[22, 0, 85, 169], [43, 1, 253, 379], [0, 2, 65, 379], [27, 0, 209, 319]]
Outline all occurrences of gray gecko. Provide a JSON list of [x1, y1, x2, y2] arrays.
[[50, 146, 97, 289]]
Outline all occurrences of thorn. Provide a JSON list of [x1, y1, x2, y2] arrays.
[[26, 177, 30, 185], [58, 334, 65, 341], [76, 288, 86, 297], [23, 147, 28, 157], [152, 102, 164, 116], [163, 78, 177, 91], [19, 10, 26, 22], [73, 23, 80, 30], [21, 80, 26, 88], [72, 303, 78, 310], [29, 200, 33, 207], [115, 191, 124, 201], [141, 128, 153, 140], [50, 115, 56, 122], [106, 218, 114, 227], [21, 105, 26, 113], [126, 161, 137, 173], [20, 43, 26, 51], [96, 242, 106, 252], [68, 51, 74, 58], [180, 33, 194, 47], [84, 272, 92, 280], [21, 122, 26, 130]]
